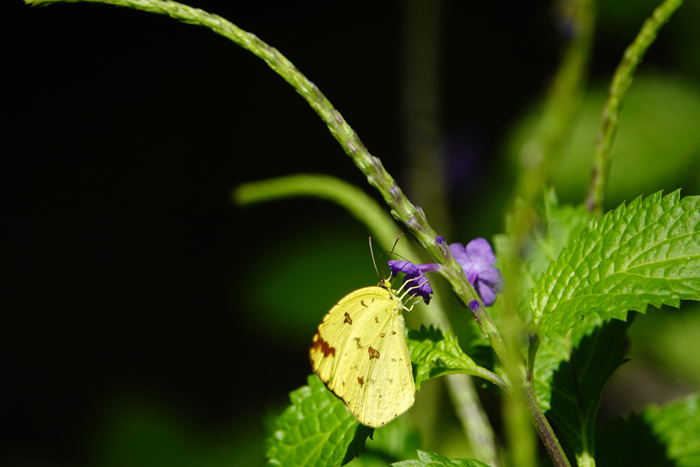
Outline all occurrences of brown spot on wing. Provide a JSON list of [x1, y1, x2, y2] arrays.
[[368, 346, 380, 360], [358, 376, 364, 386], [361, 300, 368, 307], [354, 337, 362, 349], [344, 312, 353, 324], [311, 333, 336, 358], [375, 317, 379, 323], [380, 333, 385, 338]]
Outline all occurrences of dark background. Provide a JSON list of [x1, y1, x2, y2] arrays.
[[3, 1, 700, 465]]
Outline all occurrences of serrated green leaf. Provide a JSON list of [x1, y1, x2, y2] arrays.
[[266, 374, 373, 467], [533, 316, 630, 465], [407, 326, 492, 391], [392, 450, 492, 467], [597, 394, 700, 467], [532, 191, 700, 337]]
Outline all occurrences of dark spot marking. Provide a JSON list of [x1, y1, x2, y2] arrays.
[[380, 333, 385, 338], [392, 331, 396, 335], [354, 337, 362, 349], [361, 300, 368, 307], [375, 317, 380, 323], [344, 312, 353, 324], [311, 333, 336, 358], [358, 377, 364, 386], [368, 346, 380, 360]]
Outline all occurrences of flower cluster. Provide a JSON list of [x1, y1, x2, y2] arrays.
[[388, 237, 502, 306]]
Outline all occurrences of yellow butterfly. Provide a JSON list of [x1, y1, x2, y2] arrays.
[[309, 278, 415, 428]]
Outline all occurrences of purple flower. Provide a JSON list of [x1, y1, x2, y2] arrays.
[[449, 238, 502, 306], [387, 260, 438, 304], [387, 238, 502, 307]]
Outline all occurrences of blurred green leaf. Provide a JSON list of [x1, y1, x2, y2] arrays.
[[645, 394, 700, 466], [88, 395, 259, 467], [493, 189, 592, 322], [344, 415, 421, 466], [392, 450, 491, 467], [507, 75, 700, 207], [597, 393, 700, 467]]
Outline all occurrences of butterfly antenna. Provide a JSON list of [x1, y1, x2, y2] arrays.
[[369, 237, 381, 281], [378, 233, 405, 281], [389, 234, 404, 259]]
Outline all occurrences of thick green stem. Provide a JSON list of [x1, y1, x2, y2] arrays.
[[523, 371, 572, 467]]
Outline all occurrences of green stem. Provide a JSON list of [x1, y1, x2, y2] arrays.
[[506, 2, 594, 465], [235, 175, 403, 256], [523, 372, 572, 467], [585, 0, 684, 213]]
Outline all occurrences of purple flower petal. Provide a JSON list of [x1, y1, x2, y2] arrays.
[[388, 260, 418, 275], [449, 238, 502, 306], [387, 260, 434, 304]]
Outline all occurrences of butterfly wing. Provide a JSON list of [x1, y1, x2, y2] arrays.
[[310, 286, 415, 428]]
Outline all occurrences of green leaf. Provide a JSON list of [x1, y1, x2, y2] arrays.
[[645, 394, 700, 466], [530, 189, 594, 282], [407, 326, 500, 391], [532, 190, 700, 338], [533, 316, 631, 465], [392, 450, 492, 467], [363, 414, 422, 463], [494, 189, 593, 321], [266, 374, 373, 467], [597, 394, 700, 467]]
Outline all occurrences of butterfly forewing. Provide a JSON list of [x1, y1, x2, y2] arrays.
[[309, 284, 415, 428]]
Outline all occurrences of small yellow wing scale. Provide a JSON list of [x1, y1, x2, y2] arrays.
[[309, 279, 415, 428]]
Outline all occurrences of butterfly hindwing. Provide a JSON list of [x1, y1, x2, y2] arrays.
[[310, 284, 415, 428]]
